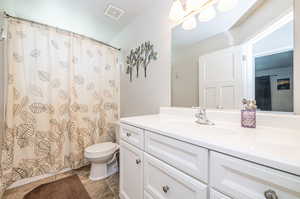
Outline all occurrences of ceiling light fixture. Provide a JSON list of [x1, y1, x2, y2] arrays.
[[186, 0, 210, 12], [198, 6, 216, 22], [182, 16, 197, 30], [217, 0, 238, 12], [169, 0, 239, 30], [169, 0, 186, 21]]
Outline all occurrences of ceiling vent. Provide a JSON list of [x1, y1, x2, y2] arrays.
[[104, 4, 125, 21]]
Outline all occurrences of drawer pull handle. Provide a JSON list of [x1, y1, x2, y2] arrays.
[[126, 132, 132, 137], [136, 159, 141, 165], [264, 190, 278, 199], [162, 185, 170, 193]]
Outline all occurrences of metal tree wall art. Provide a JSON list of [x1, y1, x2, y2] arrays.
[[126, 41, 158, 81]]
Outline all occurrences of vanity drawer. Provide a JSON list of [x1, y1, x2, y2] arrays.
[[210, 189, 232, 199], [210, 152, 300, 199], [144, 153, 207, 199], [145, 131, 208, 183], [120, 124, 144, 150]]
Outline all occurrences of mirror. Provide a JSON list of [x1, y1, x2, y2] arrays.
[[171, 0, 294, 112]]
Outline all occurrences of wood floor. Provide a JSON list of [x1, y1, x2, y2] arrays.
[[3, 166, 119, 199]]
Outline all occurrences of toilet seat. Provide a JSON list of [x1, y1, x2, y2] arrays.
[[85, 142, 118, 158]]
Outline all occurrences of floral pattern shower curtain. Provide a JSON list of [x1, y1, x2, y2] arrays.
[[0, 18, 120, 196]]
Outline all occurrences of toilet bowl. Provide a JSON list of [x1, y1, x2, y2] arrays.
[[84, 142, 119, 181]]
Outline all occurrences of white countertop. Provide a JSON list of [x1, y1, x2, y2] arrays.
[[120, 113, 300, 177]]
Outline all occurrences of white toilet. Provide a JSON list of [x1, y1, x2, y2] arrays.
[[84, 142, 119, 181]]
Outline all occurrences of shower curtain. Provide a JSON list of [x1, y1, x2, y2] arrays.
[[0, 17, 120, 196]]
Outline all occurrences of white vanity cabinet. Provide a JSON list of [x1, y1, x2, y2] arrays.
[[120, 124, 144, 150], [120, 124, 208, 199], [210, 152, 300, 199], [120, 123, 300, 199], [145, 132, 208, 183], [120, 140, 144, 199], [144, 153, 207, 199], [210, 189, 232, 199]]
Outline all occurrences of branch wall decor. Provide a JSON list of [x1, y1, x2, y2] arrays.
[[126, 41, 158, 81]]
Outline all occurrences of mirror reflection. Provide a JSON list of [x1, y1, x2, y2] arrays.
[[171, 0, 294, 112]]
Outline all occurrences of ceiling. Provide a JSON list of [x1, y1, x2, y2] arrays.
[[1, 0, 158, 43], [255, 51, 293, 71], [65, 0, 158, 40], [172, 0, 259, 48]]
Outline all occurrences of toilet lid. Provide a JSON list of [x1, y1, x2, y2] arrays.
[[85, 142, 117, 155]]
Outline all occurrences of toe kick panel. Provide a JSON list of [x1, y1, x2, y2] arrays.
[[210, 152, 300, 199], [144, 153, 207, 199]]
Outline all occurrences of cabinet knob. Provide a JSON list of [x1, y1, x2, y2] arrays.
[[126, 132, 132, 137], [136, 159, 141, 165], [264, 190, 278, 199], [162, 185, 170, 193]]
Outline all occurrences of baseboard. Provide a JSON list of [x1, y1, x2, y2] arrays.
[[8, 159, 119, 189], [8, 168, 72, 189]]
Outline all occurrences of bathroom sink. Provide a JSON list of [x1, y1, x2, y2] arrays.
[[161, 119, 239, 135]]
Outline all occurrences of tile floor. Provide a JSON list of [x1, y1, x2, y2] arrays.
[[3, 166, 119, 199]]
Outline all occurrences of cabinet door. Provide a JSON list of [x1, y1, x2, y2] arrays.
[[120, 141, 144, 199], [144, 153, 207, 199]]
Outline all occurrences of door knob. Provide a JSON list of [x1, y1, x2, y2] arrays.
[[264, 190, 278, 199], [162, 185, 170, 193]]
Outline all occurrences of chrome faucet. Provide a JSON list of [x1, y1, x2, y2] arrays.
[[193, 107, 215, 125]]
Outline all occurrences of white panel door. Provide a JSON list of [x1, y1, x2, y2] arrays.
[[144, 153, 207, 199], [120, 141, 144, 199], [199, 47, 243, 109], [204, 87, 218, 109]]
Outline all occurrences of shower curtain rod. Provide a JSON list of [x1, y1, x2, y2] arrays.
[[2, 11, 121, 51]]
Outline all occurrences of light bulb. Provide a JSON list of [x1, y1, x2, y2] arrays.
[[169, 0, 185, 21], [198, 6, 216, 22], [186, 0, 210, 12], [218, 0, 238, 12], [182, 16, 197, 30]]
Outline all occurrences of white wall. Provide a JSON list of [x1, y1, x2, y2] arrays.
[[256, 67, 293, 112], [253, 21, 293, 55], [171, 48, 199, 107], [112, 1, 172, 117], [171, 0, 293, 108]]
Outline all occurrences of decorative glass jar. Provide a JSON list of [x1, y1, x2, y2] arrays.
[[241, 109, 256, 128]]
